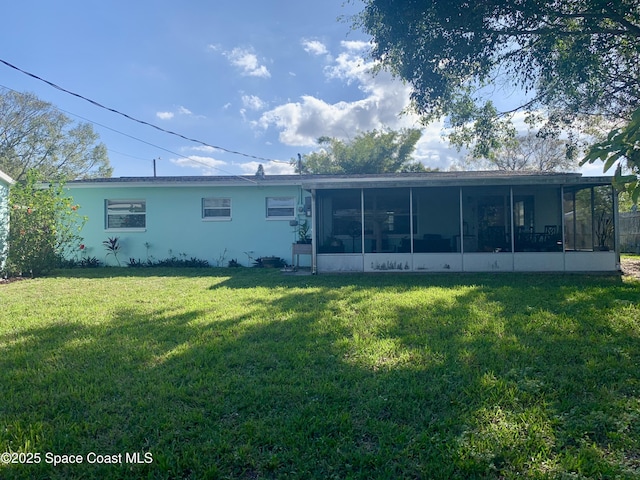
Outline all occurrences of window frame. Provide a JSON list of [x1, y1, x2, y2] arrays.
[[105, 199, 146, 231], [266, 196, 296, 220], [202, 197, 232, 221]]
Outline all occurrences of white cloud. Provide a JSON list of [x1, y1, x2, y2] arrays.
[[324, 50, 373, 84], [238, 161, 295, 175], [256, 41, 464, 170], [188, 145, 221, 154], [258, 95, 391, 146], [225, 47, 271, 78], [241, 94, 267, 111], [341, 40, 370, 52], [302, 39, 328, 56], [413, 122, 466, 171], [257, 45, 416, 146], [171, 155, 228, 175], [156, 106, 198, 120]]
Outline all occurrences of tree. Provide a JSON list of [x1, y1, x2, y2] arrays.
[[296, 129, 429, 174], [0, 90, 112, 181], [356, 0, 639, 121], [5, 170, 86, 276], [582, 106, 640, 203], [464, 131, 579, 172], [354, 0, 640, 188]]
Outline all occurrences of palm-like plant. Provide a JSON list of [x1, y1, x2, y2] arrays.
[[102, 236, 121, 266]]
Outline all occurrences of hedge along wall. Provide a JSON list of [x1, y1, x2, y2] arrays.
[[620, 212, 640, 253]]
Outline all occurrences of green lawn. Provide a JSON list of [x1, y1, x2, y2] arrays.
[[1, 269, 639, 479]]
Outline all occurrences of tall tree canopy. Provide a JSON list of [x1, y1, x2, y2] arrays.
[[0, 90, 112, 181], [297, 129, 428, 174], [355, 0, 640, 186], [356, 0, 639, 122], [463, 131, 579, 172]]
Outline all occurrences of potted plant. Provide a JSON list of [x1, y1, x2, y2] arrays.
[[297, 221, 311, 244]]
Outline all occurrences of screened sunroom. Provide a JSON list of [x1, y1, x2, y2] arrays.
[[304, 172, 618, 273]]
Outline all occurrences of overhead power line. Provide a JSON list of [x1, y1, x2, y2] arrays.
[[0, 57, 288, 165], [0, 83, 259, 181]]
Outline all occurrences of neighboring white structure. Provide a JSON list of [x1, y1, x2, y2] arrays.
[[0, 169, 14, 271], [66, 171, 619, 273]]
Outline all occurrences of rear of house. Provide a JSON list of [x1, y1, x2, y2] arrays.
[[0, 169, 14, 271], [66, 172, 619, 273], [66, 175, 312, 267]]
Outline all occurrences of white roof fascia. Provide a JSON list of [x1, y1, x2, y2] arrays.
[[65, 178, 304, 189], [301, 174, 612, 190], [0, 170, 14, 185]]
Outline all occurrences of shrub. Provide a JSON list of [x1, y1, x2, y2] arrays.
[[252, 256, 287, 268], [5, 170, 86, 277], [127, 254, 209, 268], [126, 258, 148, 268]]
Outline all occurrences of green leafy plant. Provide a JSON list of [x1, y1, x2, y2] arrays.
[[5, 169, 86, 277], [215, 248, 228, 267], [154, 253, 210, 268], [582, 107, 640, 203], [297, 221, 311, 243], [126, 258, 147, 268], [102, 236, 121, 266], [143, 241, 154, 263], [252, 256, 287, 268], [79, 256, 102, 268]]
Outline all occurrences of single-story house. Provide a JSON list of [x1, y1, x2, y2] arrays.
[[0, 169, 14, 270], [65, 171, 619, 273]]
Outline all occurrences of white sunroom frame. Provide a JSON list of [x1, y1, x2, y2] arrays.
[[303, 173, 619, 274]]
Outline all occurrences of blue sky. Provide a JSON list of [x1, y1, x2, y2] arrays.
[[0, 1, 604, 177]]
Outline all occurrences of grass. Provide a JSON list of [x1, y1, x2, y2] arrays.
[[0, 268, 639, 479]]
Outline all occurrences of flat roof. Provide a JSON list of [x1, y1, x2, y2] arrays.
[[65, 171, 613, 189], [65, 174, 303, 188]]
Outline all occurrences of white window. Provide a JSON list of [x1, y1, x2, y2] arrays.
[[202, 197, 231, 220], [105, 199, 146, 230], [266, 197, 295, 219]]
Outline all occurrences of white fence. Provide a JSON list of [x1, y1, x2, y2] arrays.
[[620, 212, 640, 253]]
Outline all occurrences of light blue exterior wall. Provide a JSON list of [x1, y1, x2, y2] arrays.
[[67, 181, 311, 267], [0, 171, 13, 270]]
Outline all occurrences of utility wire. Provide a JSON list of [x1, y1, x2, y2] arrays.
[[55, 103, 260, 180], [0, 83, 260, 181], [0, 57, 288, 165]]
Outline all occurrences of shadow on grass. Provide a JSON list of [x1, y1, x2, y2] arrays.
[[0, 270, 639, 479]]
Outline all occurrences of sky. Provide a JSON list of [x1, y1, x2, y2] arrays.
[[0, 0, 606, 178]]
